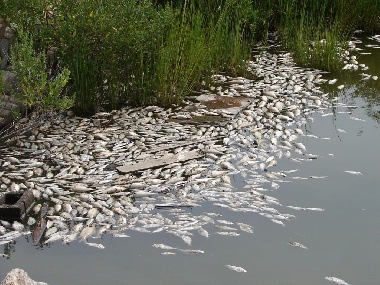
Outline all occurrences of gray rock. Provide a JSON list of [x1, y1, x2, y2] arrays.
[[0, 268, 47, 285], [0, 38, 10, 70], [4, 27, 15, 45], [1, 70, 18, 93]]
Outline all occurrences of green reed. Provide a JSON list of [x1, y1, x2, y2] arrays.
[[3, 0, 378, 113]]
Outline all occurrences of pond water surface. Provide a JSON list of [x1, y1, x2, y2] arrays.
[[1, 34, 380, 285]]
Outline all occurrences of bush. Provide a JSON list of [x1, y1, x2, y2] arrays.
[[10, 28, 74, 112]]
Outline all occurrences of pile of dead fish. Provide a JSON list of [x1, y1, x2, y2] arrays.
[[0, 40, 365, 254]]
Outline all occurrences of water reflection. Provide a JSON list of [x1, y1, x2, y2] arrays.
[[323, 34, 380, 122]]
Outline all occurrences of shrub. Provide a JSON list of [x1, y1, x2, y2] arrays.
[[10, 28, 74, 112]]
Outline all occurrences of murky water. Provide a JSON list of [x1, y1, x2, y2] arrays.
[[1, 34, 380, 285]]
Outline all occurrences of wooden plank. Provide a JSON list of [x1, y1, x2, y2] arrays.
[[117, 150, 203, 173]]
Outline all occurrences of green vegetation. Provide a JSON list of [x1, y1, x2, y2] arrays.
[[10, 28, 73, 112], [0, 0, 379, 113], [275, 0, 380, 70]]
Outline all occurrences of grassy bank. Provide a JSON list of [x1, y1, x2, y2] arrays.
[[1, 0, 379, 113]]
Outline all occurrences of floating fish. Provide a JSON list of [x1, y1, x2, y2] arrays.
[[198, 227, 209, 238], [216, 232, 240, 236], [225, 265, 247, 273], [179, 249, 205, 254], [345, 171, 363, 175], [85, 242, 105, 249], [44, 234, 63, 244], [325, 277, 350, 285], [113, 233, 130, 238], [271, 219, 285, 226], [350, 116, 365, 122], [288, 241, 308, 249], [152, 244, 177, 250], [161, 252, 176, 255], [304, 207, 324, 211]]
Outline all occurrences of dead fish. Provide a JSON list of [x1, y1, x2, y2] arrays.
[[161, 252, 176, 255], [287, 206, 306, 210], [350, 116, 365, 122], [271, 219, 285, 226], [198, 227, 209, 238], [225, 265, 247, 273], [70, 184, 94, 192], [44, 234, 63, 244], [0, 240, 13, 245], [12, 221, 24, 232], [85, 242, 105, 249], [62, 233, 78, 244], [288, 241, 308, 249], [236, 222, 254, 233], [180, 235, 192, 246], [304, 207, 324, 211], [215, 225, 237, 231], [113, 233, 130, 238], [325, 277, 350, 285], [345, 170, 362, 175], [216, 232, 240, 236], [217, 219, 234, 225], [152, 244, 177, 250], [293, 142, 306, 151], [179, 249, 204, 254], [79, 226, 96, 241]]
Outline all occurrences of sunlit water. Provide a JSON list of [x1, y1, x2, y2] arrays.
[[1, 34, 379, 285]]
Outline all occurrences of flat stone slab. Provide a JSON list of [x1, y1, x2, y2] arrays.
[[117, 150, 203, 173]]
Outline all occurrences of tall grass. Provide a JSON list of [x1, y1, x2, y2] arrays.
[[276, 0, 348, 70], [2, 0, 379, 113], [152, 0, 255, 106], [153, 3, 206, 106], [255, 0, 380, 71]]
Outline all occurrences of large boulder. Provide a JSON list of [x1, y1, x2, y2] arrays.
[[0, 268, 47, 285]]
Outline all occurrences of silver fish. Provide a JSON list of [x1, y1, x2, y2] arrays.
[[152, 244, 177, 250], [325, 277, 350, 285], [79, 226, 96, 241], [344, 170, 362, 175], [288, 241, 308, 249], [161, 252, 176, 255], [179, 249, 204, 254], [225, 265, 247, 273], [85, 242, 105, 249], [216, 232, 240, 236]]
